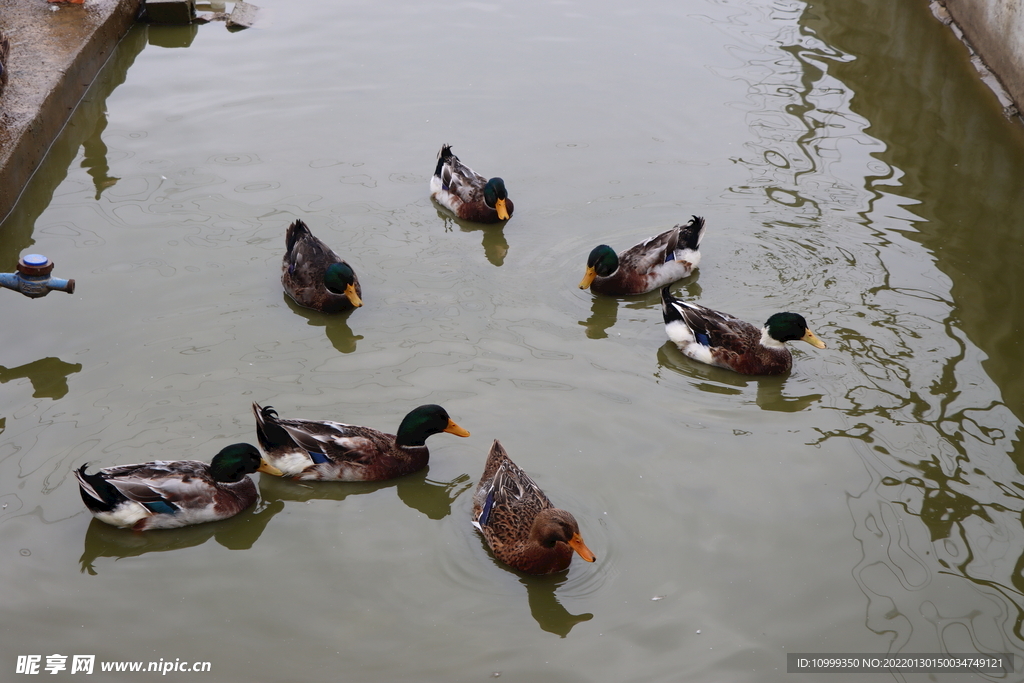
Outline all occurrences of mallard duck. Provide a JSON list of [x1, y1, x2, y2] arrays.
[[75, 444, 282, 531], [579, 216, 706, 295], [282, 219, 362, 312], [661, 287, 826, 375], [430, 145, 512, 223], [252, 402, 470, 481], [472, 439, 596, 575]]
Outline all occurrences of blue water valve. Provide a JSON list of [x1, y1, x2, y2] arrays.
[[0, 254, 76, 298]]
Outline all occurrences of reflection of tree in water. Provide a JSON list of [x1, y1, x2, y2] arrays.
[[874, 451, 1024, 642], [707, 0, 1024, 658], [882, 454, 994, 544], [774, 92, 1024, 643], [815, 402, 1024, 645]]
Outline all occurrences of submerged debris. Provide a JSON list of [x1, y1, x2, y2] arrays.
[[196, 1, 260, 30], [227, 2, 259, 28]]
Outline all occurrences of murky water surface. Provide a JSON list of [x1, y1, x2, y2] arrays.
[[2, 1, 1024, 681]]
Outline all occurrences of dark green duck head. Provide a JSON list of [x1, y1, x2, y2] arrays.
[[209, 443, 283, 481], [324, 263, 362, 308], [764, 313, 827, 348], [579, 245, 618, 289], [483, 178, 511, 220], [395, 405, 470, 448]]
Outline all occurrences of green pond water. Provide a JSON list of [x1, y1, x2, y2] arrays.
[[2, 0, 1023, 681]]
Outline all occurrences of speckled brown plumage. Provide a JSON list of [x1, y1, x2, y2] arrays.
[[472, 440, 596, 575]]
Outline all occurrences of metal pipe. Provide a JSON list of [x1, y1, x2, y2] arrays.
[[0, 254, 76, 298]]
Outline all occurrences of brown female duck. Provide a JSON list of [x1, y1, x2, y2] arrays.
[[472, 439, 596, 574]]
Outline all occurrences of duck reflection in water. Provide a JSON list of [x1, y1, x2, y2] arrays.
[[436, 211, 509, 267], [655, 344, 823, 412], [258, 466, 472, 520], [469, 538, 594, 637], [79, 499, 284, 575], [580, 281, 703, 341], [520, 573, 594, 637], [283, 294, 364, 354], [578, 294, 619, 340]]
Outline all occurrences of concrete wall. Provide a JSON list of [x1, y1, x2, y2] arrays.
[[943, 0, 1024, 114], [0, 0, 142, 224]]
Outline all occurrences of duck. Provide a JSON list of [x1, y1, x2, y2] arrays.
[[579, 216, 706, 295], [472, 439, 596, 575], [281, 219, 362, 312], [661, 287, 826, 375], [430, 145, 513, 223], [75, 443, 282, 531], [252, 402, 470, 481]]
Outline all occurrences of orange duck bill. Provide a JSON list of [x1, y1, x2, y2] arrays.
[[444, 419, 471, 437], [568, 532, 596, 562], [495, 198, 510, 221]]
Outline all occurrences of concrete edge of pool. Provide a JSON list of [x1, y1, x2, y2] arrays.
[[0, 0, 141, 224]]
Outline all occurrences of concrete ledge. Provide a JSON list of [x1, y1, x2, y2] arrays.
[[0, 0, 142, 223], [939, 0, 1024, 116]]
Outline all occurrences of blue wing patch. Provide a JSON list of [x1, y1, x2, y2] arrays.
[[143, 500, 177, 515], [479, 488, 496, 527], [696, 332, 711, 347], [307, 450, 330, 465]]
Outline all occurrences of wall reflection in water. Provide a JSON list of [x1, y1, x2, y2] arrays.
[[732, 0, 1024, 656], [0, 26, 147, 260]]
